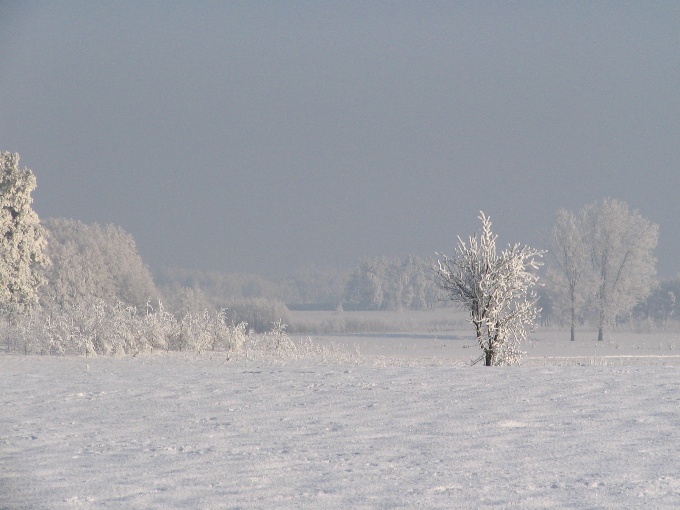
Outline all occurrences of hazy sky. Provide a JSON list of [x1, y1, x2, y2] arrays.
[[1, 2, 679, 277]]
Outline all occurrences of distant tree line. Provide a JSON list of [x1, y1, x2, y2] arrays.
[[343, 255, 441, 310], [633, 279, 680, 324], [155, 256, 443, 313]]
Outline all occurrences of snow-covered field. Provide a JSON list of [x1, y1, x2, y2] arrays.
[[3, 332, 680, 509]]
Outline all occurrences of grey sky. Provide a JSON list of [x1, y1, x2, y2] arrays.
[[1, 2, 679, 277]]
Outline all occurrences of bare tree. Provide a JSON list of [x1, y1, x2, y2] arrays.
[[546, 208, 591, 341], [585, 198, 658, 341], [434, 213, 544, 366]]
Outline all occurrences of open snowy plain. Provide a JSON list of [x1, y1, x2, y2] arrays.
[[3, 331, 680, 509]]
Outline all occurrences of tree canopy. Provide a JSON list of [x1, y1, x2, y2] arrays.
[[41, 218, 158, 309]]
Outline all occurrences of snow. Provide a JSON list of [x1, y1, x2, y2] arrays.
[[3, 333, 680, 509]]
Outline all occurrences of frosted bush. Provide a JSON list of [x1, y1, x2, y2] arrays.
[[9, 309, 44, 354], [293, 336, 362, 364], [254, 319, 297, 355], [231, 321, 249, 351], [42, 313, 79, 355], [3, 297, 352, 362], [209, 310, 248, 351], [226, 298, 290, 333], [3, 298, 257, 357], [141, 301, 178, 351], [179, 311, 215, 353]]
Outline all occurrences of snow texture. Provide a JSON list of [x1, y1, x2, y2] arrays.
[[2, 342, 680, 509]]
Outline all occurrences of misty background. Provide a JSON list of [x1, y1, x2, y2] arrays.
[[1, 2, 679, 278]]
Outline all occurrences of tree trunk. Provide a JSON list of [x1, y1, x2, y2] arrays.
[[475, 321, 493, 366], [485, 334, 495, 366], [570, 287, 576, 341], [598, 274, 606, 342]]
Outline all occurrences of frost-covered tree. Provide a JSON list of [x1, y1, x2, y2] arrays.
[[41, 218, 158, 309], [344, 257, 388, 310], [434, 213, 543, 366], [584, 198, 658, 341], [546, 208, 591, 341], [0, 152, 49, 314], [398, 255, 430, 310]]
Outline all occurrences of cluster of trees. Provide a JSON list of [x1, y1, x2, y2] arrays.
[[155, 267, 280, 309], [432, 202, 660, 365], [634, 278, 680, 324], [0, 152, 291, 355], [546, 198, 659, 341], [343, 255, 441, 310], [41, 218, 159, 310]]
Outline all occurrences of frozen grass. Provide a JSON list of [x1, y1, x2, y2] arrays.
[[287, 307, 469, 335], [2, 331, 680, 509], [298, 327, 680, 367]]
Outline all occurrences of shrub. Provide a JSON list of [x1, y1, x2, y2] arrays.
[[2, 297, 358, 363], [3, 298, 252, 356], [225, 298, 290, 333]]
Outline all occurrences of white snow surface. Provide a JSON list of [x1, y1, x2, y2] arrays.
[[3, 335, 680, 509]]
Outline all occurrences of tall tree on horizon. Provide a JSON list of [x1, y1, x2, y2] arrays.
[[586, 198, 658, 342], [546, 208, 591, 341]]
